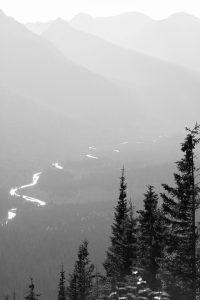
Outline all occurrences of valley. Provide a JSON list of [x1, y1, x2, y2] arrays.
[[0, 6, 200, 300]]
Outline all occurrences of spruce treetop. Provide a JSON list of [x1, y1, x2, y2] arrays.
[[25, 278, 40, 300], [161, 123, 200, 300], [104, 167, 137, 280], [58, 264, 66, 300]]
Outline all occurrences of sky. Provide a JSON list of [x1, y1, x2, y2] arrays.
[[0, 0, 200, 22]]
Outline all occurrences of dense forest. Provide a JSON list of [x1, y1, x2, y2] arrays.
[[4, 124, 200, 300]]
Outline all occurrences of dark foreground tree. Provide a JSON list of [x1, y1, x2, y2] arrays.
[[104, 167, 137, 281], [67, 240, 94, 300], [137, 185, 163, 290], [58, 264, 66, 300], [67, 272, 78, 300], [104, 166, 128, 280], [122, 199, 138, 272], [161, 123, 200, 300], [25, 278, 40, 300]]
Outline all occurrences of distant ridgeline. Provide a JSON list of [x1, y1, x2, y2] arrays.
[[2, 7, 200, 300]]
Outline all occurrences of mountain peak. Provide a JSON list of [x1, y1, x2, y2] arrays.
[[71, 13, 93, 23], [53, 17, 68, 26], [54, 17, 65, 22], [45, 17, 72, 33], [0, 9, 6, 18], [167, 12, 200, 23], [102, 11, 152, 21], [0, 8, 29, 36]]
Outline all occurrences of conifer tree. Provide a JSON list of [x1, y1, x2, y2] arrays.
[[67, 273, 78, 300], [122, 200, 138, 272], [161, 123, 200, 300], [25, 278, 40, 300], [104, 167, 137, 281], [137, 185, 162, 290], [93, 266, 102, 299], [58, 264, 66, 300], [67, 240, 94, 300]]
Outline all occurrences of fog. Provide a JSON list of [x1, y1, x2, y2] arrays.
[[0, 7, 199, 300]]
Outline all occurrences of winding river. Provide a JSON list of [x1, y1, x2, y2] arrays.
[[7, 162, 64, 224], [6, 140, 130, 224], [9, 172, 45, 206]]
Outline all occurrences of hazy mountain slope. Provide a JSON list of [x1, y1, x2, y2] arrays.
[[0, 9, 173, 217], [42, 18, 200, 129], [70, 12, 152, 46], [1, 9, 200, 300], [121, 13, 200, 71], [1, 10, 155, 145], [0, 10, 151, 215], [1, 8, 200, 199], [70, 12, 200, 71], [0, 84, 86, 217], [0, 10, 147, 129], [26, 20, 53, 34], [43, 18, 199, 86]]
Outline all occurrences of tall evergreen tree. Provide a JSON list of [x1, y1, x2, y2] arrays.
[[58, 264, 66, 300], [122, 200, 138, 272], [161, 123, 200, 300], [67, 240, 94, 300], [137, 185, 162, 290], [25, 278, 40, 300], [104, 167, 137, 281], [67, 273, 78, 300]]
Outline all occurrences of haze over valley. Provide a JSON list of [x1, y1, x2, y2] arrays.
[[0, 6, 200, 299]]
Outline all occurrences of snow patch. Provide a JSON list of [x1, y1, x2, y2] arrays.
[[89, 146, 96, 150], [86, 154, 99, 159], [8, 208, 17, 220], [52, 162, 63, 170], [10, 188, 20, 197], [22, 195, 46, 206], [121, 141, 128, 145]]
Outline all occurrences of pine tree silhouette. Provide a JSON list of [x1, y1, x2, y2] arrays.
[[25, 278, 40, 300], [104, 167, 137, 281], [67, 240, 94, 300], [137, 185, 162, 290], [58, 264, 66, 300], [161, 123, 200, 300]]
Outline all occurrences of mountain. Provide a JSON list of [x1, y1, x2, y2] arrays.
[[0, 10, 152, 215], [42, 18, 200, 131], [70, 12, 152, 47], [1, 9, 199, 202], [121, 12, 200, 71], [26, 20, 53, 34], [70, 12, 200, 71], [2, 9, 200, 214], [0, 14, 128, 119], [1, 11, 149, 143], [1, 9, 200, 300], [0, 84, 84, 216]]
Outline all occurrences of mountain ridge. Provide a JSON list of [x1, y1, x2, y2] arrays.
[[69, 11, 200, 71]]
